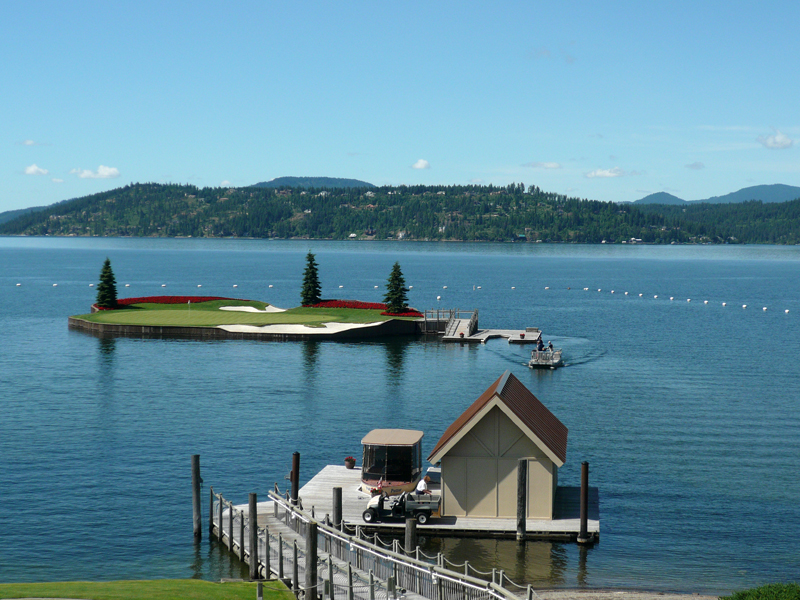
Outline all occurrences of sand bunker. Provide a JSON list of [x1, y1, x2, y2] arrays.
[[219, 305, 286, 313], [218, 321, 383, 335]]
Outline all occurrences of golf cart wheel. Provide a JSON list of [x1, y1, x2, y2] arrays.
[[363, 509, 378, 523], [415, 511, 429, 525]]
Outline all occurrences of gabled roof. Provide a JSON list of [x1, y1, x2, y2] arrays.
[[427, 371, 568, 466]]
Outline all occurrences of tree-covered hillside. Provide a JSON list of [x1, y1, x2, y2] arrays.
[[2, 182, 799, 244]]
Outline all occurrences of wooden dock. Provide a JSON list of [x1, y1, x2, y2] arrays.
[[297, 465, 599, 540], [442, 328, 542, 344]]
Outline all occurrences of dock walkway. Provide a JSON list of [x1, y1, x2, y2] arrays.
[[297, 466, 599, 540]]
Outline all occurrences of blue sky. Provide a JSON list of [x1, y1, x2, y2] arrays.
[[3, 0, 799, 212]]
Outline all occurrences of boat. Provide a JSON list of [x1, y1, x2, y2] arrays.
[[529, 347, 563, 369], [360, 429, 424, 495]]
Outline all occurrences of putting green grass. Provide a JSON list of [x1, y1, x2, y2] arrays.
[[0, 578, 293, 600], [73, 301, 413, 328]]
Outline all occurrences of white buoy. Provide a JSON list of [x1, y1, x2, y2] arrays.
[[374, 285, 378, 289], [233, 284, 238, 288], [409, 286, 413, 289], [722, 302, 726, 306], [624, 292, 628, 295], [162, 284, 166, 287], [611, 290, 615, 294], [763, 307, 767, 311], [269, 284, 273, 288], [670, 297, 674, 301], [477, 286, 482, 289], [436, 295, 441, 301], [654, 295, 658, 299], [16, 283, 21, 286], [742, 304, 747, 309], [639, 293, 643, 297], [687, 299, 691, 302], [545, 286, 549, 290], [443, 286, 448, 289], [89, 283, 94, 287], [598, 289, 601, 292], [704, 300, 708, 304], [339, 285, 344, 288], [785, 309, 790, 314], [511, 286, 516, 290], [584, 288, 589, 291], [53, 283, 58, 287], [125, 284, 130, 287], [197, 284, 202, 288]]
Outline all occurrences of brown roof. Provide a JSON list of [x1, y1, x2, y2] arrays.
[[427, 371, 568, 465]]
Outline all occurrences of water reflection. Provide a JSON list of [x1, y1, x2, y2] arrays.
[[421, 537, 593, 588], [190, 540, 249, 580], [384, 339, 407, 383]]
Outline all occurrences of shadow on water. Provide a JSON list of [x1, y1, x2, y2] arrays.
[[190, 540, 249, 580], [420, 537, 595, 588]]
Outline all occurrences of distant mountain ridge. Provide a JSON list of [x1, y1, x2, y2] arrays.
[[634, 184, 800, 205], [252, 176, 375, 189]]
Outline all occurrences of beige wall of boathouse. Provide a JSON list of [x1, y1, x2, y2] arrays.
[[439, 404, 559, 519]]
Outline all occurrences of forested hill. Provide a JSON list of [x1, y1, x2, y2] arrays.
[[2, 182, 800, 244], [253, 176, 374, 188]]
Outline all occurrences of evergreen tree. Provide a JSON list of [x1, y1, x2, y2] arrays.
[[383, 262, 409, 313], [96, 257, 118, 308], [301, 252, 322, 306]]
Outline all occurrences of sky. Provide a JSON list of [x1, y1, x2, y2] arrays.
[[3, 0, 800, 213]]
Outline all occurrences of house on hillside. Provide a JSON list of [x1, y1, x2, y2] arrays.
[[428, 371, 568, 519]]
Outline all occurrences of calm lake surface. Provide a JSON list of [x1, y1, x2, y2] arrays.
[[1, 237, 799, 593]]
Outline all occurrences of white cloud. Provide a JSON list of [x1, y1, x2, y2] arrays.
[[70, 165, 121, 179], [24, 164, 48, 176], [52, 178, 64, 183], [524, 161, 562, 169], [585, 167, 624, 178], [685, 162, 705, 170], [23, 140, 36, 146], [469, 178, 484, 183], [757, 130, 793, 149], [411, 159, 430, 170], [220, 180, 232, 187]]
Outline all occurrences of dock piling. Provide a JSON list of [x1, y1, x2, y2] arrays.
[[404, 517, 417, 555], [516, 458, 527, 541], [332, 487, 342, 529], [249, 493, 259, 579], [191, 455, 202, 540], [292, 541, 299, 597], [577, 461, 591, 544], [291, 452, 300, 506], [305, 521, 318, 598]]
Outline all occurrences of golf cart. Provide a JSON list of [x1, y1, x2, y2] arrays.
[[362, 491, 440, 525]]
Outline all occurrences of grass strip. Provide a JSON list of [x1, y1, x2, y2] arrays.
[[0, 578, 293, 600]]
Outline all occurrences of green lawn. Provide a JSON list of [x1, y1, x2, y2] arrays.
[[0, 578, 293, 600], [73, 301, 415, 328]]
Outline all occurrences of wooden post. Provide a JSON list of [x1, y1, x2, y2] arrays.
[[217, 493, 223, 544], [192, 455, 202, 540], [305, 521, 318, 599], [257, 582, 264, 600], [369, 570, 375, 600], [516, 458, 527, 541], [578, 461, 591, 544], [239, 508, 245, 559], [328, 555, 334, 600], [228, 501, 233, 551], [249, 493, 259, 579], [278, 533, 284, 579], [347, 563, 354, 600], [264, 525, 271, 580], [209, 486, 216, 536], [332, 487, 343, 529], [404, 517, 417, 555], [291, 452, 300, 506], [292, 541, 299, 598]]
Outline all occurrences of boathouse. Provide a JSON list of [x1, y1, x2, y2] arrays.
[[427, 371, 568, 520]]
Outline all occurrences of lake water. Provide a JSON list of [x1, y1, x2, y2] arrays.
[[1, 237, 799, 594]]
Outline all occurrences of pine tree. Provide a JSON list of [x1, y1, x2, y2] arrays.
[[96, 257, 118, 308], [301, 252, 322, 306], [383, 262, 409, 313]]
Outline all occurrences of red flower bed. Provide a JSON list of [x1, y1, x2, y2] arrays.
[[308, 299, 388, 310], [306, 299, 421, 317], [94, 296, 244, 310]]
